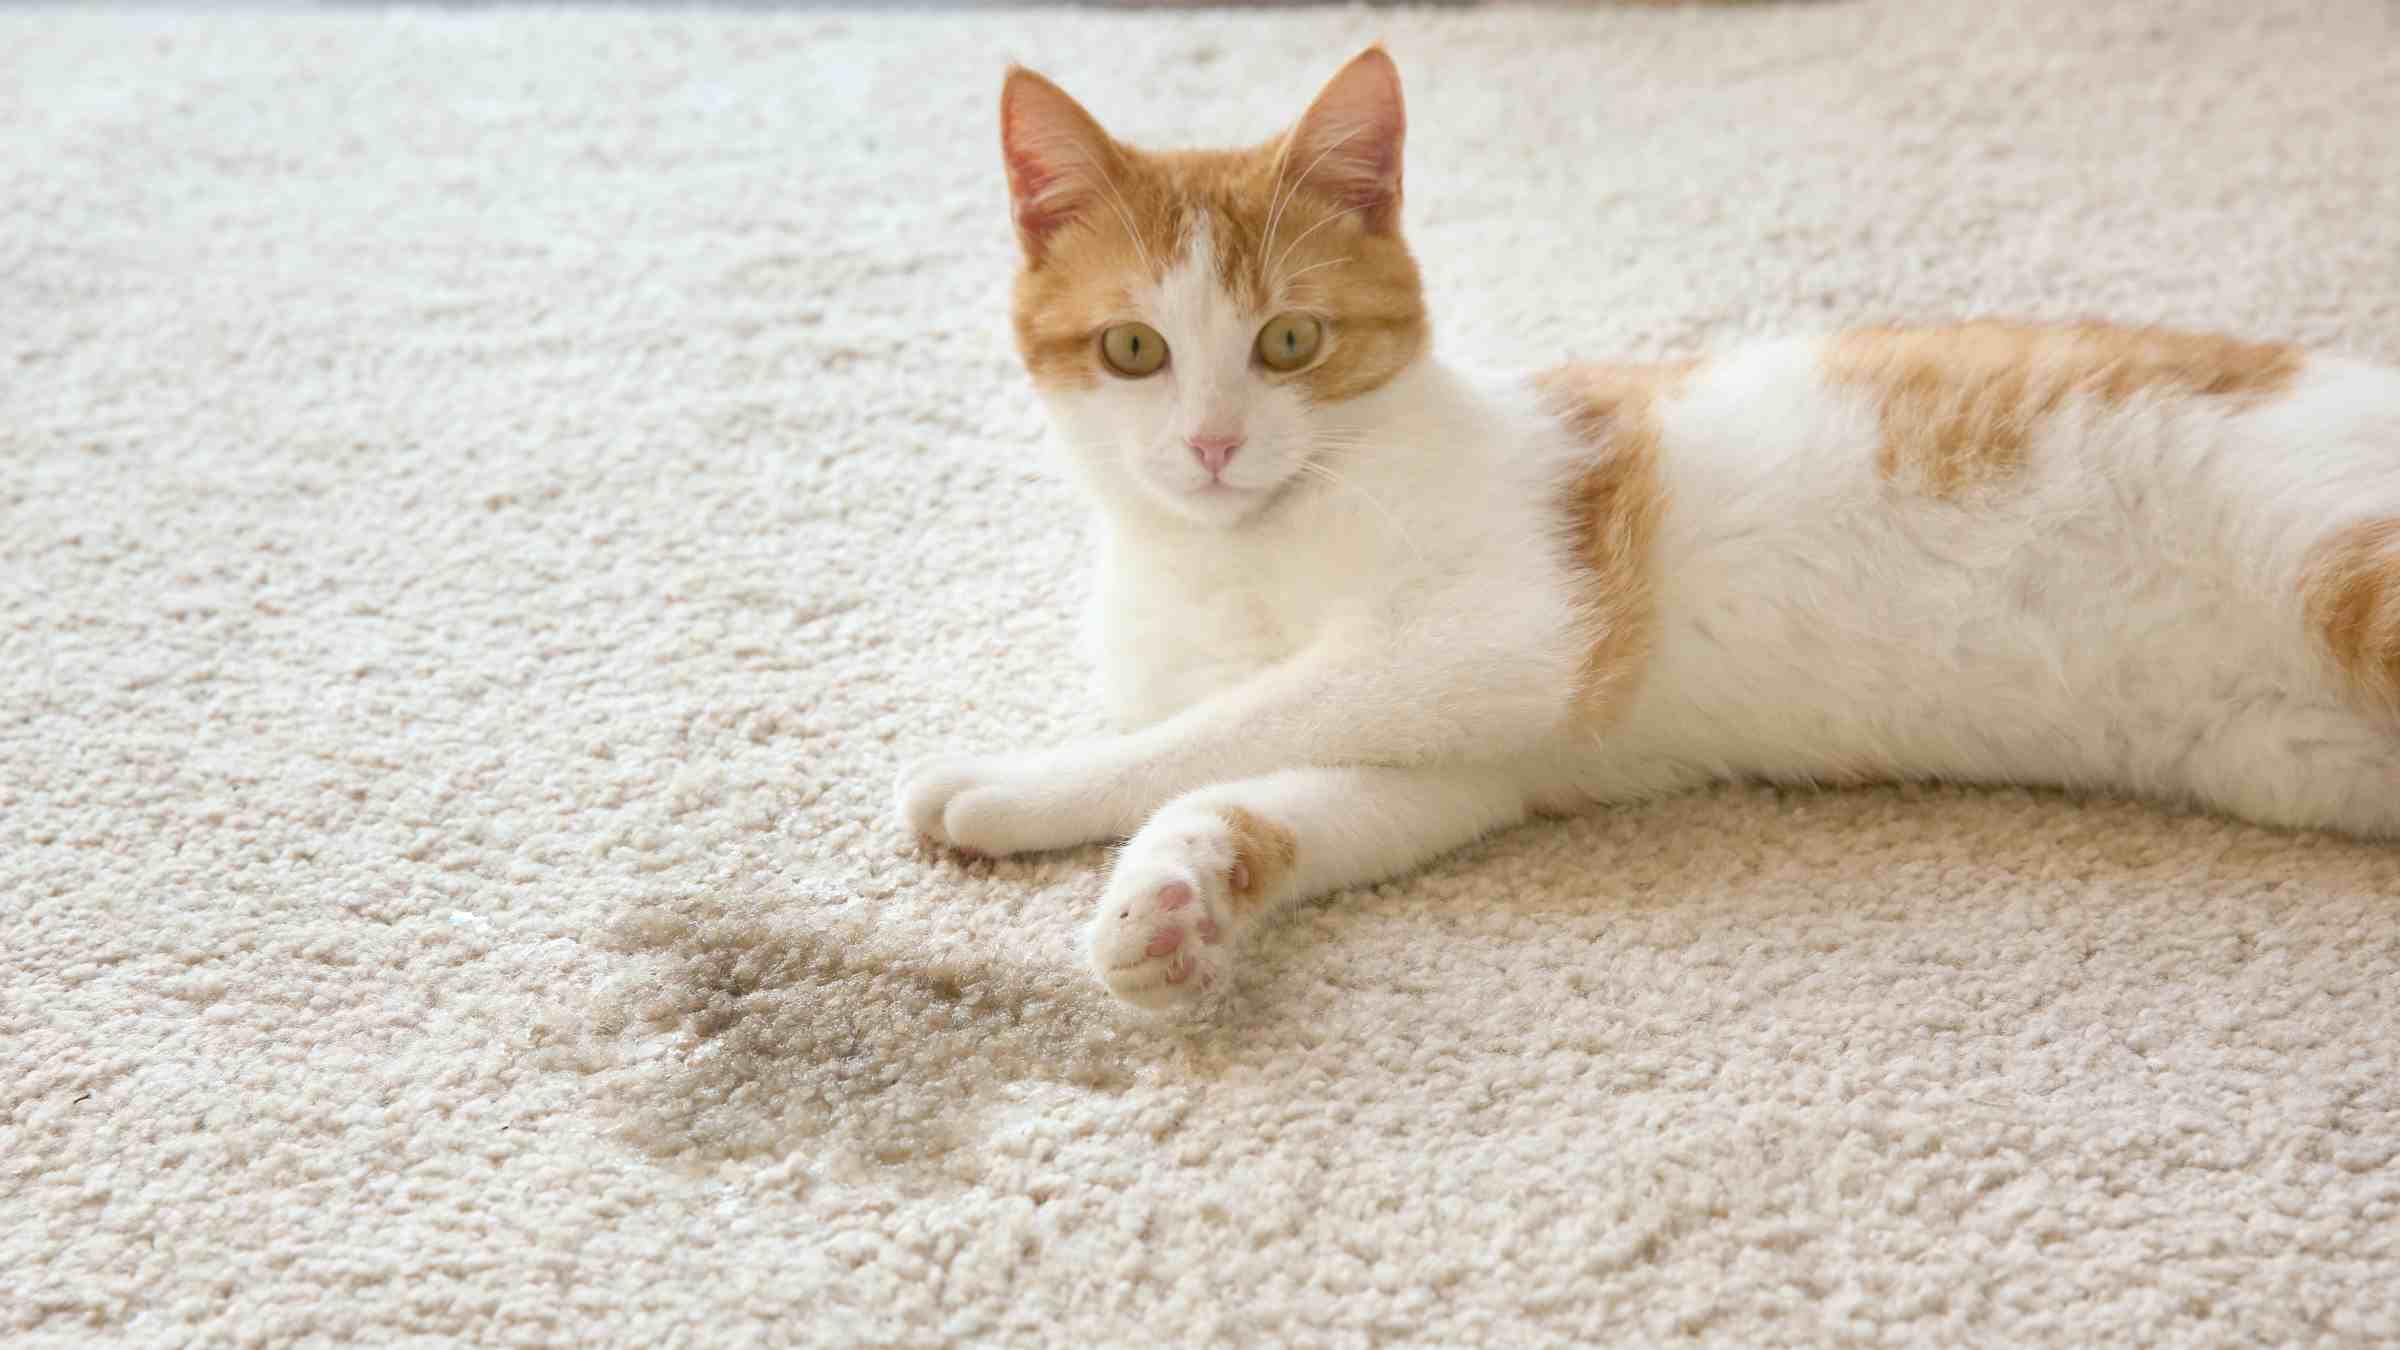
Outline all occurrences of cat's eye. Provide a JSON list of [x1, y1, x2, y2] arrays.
[[1256, 313, 1324, 372], [1100, 322, 1168, 377]]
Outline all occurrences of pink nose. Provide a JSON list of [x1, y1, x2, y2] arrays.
[[1188, 433, 1244, 477]]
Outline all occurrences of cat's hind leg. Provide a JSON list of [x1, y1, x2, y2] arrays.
[[1088, 764, 1532, 1010], [2173, 504, 2400, 838], [2207, 515, 2400, 838], [2168, 693, 2400, 838]]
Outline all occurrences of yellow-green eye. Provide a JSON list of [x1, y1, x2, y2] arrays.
[[1100, 322, 1168, 377], [1256, 313, 1323, 372]]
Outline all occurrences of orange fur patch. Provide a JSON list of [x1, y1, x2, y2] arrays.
[[1535, 359, 1696, 727], [2305, 519, 2400, 713], [1218, 806, 1298, 910], [1826, 321, 2303, 499], [1006, 123, 1424, 401]]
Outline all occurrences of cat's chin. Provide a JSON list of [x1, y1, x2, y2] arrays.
[[1151, 479, 1283, 529]]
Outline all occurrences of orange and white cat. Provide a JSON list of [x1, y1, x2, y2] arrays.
[[898, 48, 2400, 1011]]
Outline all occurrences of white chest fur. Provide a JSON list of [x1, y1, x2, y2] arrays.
[[1072, 361, 1595, 742]]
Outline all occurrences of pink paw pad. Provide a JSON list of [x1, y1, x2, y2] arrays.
[[1196, 917, 1219, 944], [1145, 927, 1183, 958], [1156, 882, 1194, 911]]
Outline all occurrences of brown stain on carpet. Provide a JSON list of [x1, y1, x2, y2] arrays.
[[575, 904, 1140, 1186]]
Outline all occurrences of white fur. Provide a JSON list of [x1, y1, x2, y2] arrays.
[[899, 230, 2400, 1010], [1064, 215, 1334, 531], [1603, 346, 2400, 837]]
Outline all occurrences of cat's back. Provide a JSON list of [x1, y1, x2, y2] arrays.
[[1547, 320, 2371, 505], [1541, 321, 2400, 801], [1547, 320, 2400, 615]]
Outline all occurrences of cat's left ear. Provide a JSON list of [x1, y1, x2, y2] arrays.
[[1282, 46, 1408, 235], [1000, 66, 1127, 265]]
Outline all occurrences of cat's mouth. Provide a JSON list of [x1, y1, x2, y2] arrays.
[[1163, 472, 1291, 527]]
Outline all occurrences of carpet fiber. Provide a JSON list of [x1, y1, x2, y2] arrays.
[[7, 2, 2400, 1344]]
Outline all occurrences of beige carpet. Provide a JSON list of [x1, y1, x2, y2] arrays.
[[7, 2, 2400, 1344]]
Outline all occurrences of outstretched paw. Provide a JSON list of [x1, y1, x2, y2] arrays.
[[1088, 803, 1294, 1011], [1090, 872, 1231, 1011], [894, 751, 1105, 857]]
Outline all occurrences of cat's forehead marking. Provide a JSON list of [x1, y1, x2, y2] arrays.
[[1155, 212, 1231, 319], [1008, 145, 1425, 400], [1153, 212, 1261, 394]]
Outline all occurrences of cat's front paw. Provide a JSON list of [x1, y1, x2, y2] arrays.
[[1090, 872, 1229, 1012], [895, 752, 1104, 857], [1088, 805, 1276, 1010]]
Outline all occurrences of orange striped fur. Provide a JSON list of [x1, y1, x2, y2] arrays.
[[2306, 519, 2400, 713], [1826, 321, 2302, 499], [1535, 359, 1698, 726], [1219, 806, 1298, 910]]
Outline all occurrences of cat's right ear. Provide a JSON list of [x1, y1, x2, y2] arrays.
[[1000, 67, 1124, 265]]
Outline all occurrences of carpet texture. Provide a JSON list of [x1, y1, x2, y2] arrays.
[[8, 2, 2400, 1344]]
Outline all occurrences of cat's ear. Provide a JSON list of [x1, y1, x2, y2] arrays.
[[1283, 46, 1407, 235], [1000, 66, 1126, 265]]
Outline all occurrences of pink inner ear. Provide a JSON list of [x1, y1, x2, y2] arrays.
[[1001, 123, 1074, 250], [1003, 148, 1070, 240], [1286, 49, 1407, 231], [1317, 141, 1399, 215], [1000, 70, 1117, 260]]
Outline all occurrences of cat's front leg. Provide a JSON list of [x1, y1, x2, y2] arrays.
[[895, 654, 1289, 855], [900, 625, 1570, 857], [896, 745, 1147, 857], [1089, 764, 1531, 1010]]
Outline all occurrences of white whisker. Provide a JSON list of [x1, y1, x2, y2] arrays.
[[1271, 202, 1366, 285], [1263, 127, 1363, 284], [1276, 255, 1354, 291], [1087, 158, 1156, 277], [1260, 131, 1305, 288], [1301, 429, 1377, 450], [1296, 446, 1424, 567]]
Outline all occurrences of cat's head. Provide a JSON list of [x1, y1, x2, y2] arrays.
[[1001, 49, 1427, 528]]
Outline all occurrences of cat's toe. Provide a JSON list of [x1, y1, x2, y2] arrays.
[[1090, 875, 1229, 1011], [895, 755, 982, 844], [898, 751, 1119, 857], [896, 755, 1062, 855]]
